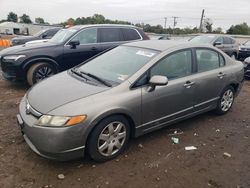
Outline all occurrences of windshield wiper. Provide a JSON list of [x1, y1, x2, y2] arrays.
[[71, 68, 90, 81], [80, 71, 112, 87]]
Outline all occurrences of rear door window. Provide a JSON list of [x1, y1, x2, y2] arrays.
[[121, 28, 141, 41], [99, 28, 123, 42], [223, 37, 232, 44], [196, 49, 220, 72]]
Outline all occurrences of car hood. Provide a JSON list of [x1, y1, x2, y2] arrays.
[[240, 44, 250, 49], [12, 35, 37, 41], [27, 71, 109, 114], [0, 41, 58, 55]]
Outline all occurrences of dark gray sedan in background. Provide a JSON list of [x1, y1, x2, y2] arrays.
[[17, 40, 244, 162]]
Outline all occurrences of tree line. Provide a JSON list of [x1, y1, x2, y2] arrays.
[[0, 12, 48, 24], [1, 12, 250, 35]]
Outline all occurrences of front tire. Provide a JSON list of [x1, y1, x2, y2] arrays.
[[215, 86, 235, 115], [27, 62, 56, 86], [87, 115, 130, 162]]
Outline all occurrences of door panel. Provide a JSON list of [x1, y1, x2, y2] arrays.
[[193, 49, 229, 110], [140, 49, 195, 130], [141, 76, 195, 129]]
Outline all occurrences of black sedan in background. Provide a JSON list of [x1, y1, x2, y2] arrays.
[[0, 24, 148, 85], [238, 40, 250, 60], [11, 28, 61, 46]]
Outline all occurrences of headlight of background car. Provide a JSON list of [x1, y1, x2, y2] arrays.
[[37, 115, 87, 127], [2, 55, 26, 62]]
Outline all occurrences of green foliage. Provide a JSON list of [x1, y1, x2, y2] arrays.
[[7, 12, 18, 22], [227, 22, 250, 35], [19, 14, 32, 24], [203, 18, 213, 33], [35, 17, 45, 24], [61, 14, 131, 27]]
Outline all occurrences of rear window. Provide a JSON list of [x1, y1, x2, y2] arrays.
[[99, 28, 123, 42], [121, 28, 141, 41]]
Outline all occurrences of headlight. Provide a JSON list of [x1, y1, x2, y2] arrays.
[[37, 115, 87, 127], [2, 55, 26, 62]]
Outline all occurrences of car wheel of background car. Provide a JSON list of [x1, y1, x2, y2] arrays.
[[27, 62, 57, 86], [87, 115, 130, 162], [215, 86, 235, 115]]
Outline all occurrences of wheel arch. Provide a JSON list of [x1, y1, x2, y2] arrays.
[[84, 111, 137, 150], [23, 57, 59, 75]]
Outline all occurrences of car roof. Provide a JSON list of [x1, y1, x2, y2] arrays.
[[69, 24, 141, 31], [123, 40, 214, 52]]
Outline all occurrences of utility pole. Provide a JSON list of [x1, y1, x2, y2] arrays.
[[199, 9, 205, 33], [172, 16, 179, 35], [164, 17, 167, 29]]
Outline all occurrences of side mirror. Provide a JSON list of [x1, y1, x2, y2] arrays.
[[148, 75, 168, 92], [214, 41, 222, 46], [68, 40, 80, 48], [41, 34, 47, 39]]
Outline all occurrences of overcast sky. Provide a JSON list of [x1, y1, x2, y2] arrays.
[[1, 0, 250, 31]]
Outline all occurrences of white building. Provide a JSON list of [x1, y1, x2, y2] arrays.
[[0, 22, 62, 35]]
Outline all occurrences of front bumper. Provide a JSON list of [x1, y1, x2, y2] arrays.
[[17, 98, 87, 161], [0, 60, 25, 81], [238, 50, 250, 60]]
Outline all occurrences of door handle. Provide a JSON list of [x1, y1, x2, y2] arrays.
[[91, 47, 98, 51], [184, 81, 195, 88], [217, 72, 226, 79]]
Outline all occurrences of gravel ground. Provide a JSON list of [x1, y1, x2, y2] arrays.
[[0, 74, 250, 188]]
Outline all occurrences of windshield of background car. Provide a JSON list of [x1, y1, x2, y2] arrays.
[[190, 35, 216, 44], [49, 29, 77, 44], [244, 40, 250, 46], [34, 30, 46, 37], [78, 46, 159, 84]]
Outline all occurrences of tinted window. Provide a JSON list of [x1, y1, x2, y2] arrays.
[[121, 28, 141, 41], [71, 28, 97, 44], [150, 50, 192, 80], [223, 37, 232, 44], [196, 49, 220, 72], [99, 28, 123, 42]]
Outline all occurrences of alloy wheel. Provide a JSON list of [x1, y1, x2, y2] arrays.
[[35, 66, 54, 82], [98, 121, 127, 156], [220, 89, 234, 112]]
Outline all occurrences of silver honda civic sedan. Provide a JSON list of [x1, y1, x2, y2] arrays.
[[17, 40, 244, 162]]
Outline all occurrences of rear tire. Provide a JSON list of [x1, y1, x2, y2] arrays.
[[215, 86, 235, 115], [87, 115, 130, 162], [27, 62, 56, 86]]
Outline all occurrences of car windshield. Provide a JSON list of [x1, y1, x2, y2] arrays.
[[34, 30, 46, 37], [189, 35, 216, 44], [77, 46, 159, 84], [49, 28, 77, 44], [244, 40, 250, 46]]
